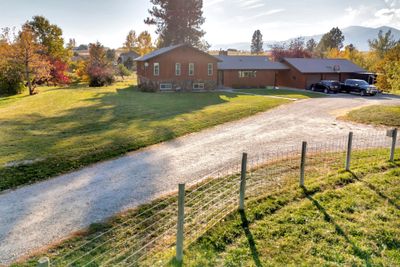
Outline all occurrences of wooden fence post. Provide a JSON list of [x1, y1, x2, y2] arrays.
[[37, 257, 50, 267], [345, 132, 353, 171], [176, 183, 185, 263], [390, 128, 398, 162], [300, 141, 307, 187], [239, 153, 248, 211]]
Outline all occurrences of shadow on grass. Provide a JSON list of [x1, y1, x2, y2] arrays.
[[301, 186, 372, 267], [0, 85, 244, 191], [239, 210, 263, 267], [349, 171, 400, 210]]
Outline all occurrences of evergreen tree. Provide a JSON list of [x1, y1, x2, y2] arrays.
[[317, 27, 345, 54], [251, 30, 263, 54], [306, 38, 317, 53], [145, 0, 206, 48], [368, 30, 398, 58]]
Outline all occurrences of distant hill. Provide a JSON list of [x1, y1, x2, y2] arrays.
[[211, 26, 400, 52]]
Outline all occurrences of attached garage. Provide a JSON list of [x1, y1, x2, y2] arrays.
[[305, 74, 322, 89], [281, 58, 368, 89]]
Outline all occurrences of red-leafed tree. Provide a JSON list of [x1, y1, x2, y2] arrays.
[[50, 59, 70, 85], [270, 37, 312, 61]]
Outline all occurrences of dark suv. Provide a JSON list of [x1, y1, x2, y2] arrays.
[[310, 80, 341, 94], [341, 79, 378, 96]]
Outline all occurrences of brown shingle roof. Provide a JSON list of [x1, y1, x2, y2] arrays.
[[216, 55, 289, 70], [283, 58, 367, 73]]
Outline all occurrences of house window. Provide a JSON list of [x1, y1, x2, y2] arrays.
[[153, 63, 160, 76], [208, 63, 213, 76], [175, 63, 181, 76], [238, 71, 256, 78], [160, 83, 172, 90], [193, 83, 204, 90], [189, 63, 194, 76]]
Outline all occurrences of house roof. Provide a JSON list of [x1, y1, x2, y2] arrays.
[[283, 58, 367, 73], [215, 55, 289, 70], [134, 44, 220, 62], [120, 51, 140, 58]]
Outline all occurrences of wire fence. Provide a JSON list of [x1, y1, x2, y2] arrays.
[[38, 129, 399, 267]]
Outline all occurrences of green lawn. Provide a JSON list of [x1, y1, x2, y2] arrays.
[[13, 149, 400, 266], [0, 77, 292, 191], [233, 88, 324, 99], [344, 105, 400, 127]]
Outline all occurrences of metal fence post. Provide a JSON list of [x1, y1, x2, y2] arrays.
[[176, 183, 185, 263], [37, 257, 50, 267], [300, 141, 307, 187], [390, 128, 398, 162], [345, 132, 353, 171], [239, 153, 248, 211]]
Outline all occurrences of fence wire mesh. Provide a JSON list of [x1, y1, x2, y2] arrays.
[[44, 130, 398, 266]]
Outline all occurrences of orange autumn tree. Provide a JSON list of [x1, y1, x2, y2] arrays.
[[15, 27, 51, 95]]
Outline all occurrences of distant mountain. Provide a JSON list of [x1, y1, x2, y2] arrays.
[[211, 26, 400, 52]]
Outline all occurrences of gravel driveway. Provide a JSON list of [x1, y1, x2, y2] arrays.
[[0, 93, 399, 264]]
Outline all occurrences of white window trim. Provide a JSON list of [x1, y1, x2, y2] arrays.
[[160, 83, 172, 90], [189, 63, 194, 76], [175, 63, 181, 76], [153, 62, 160, 76], [193, 83, 204, 90], [208, 63, 213, 76]]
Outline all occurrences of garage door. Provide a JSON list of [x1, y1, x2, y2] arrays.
[[306, 74, 321, 89]]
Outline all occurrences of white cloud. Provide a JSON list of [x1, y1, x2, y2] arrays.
[[334, 4, 400, 29]]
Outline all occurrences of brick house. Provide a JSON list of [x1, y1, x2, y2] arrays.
[[135, 45, 372, 91], [135, 44, 221, 91], [278, 58, 370, 89]]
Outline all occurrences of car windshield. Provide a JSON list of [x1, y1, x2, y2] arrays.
[[356, 80, 369, 85], [323, 81, 340, 85]]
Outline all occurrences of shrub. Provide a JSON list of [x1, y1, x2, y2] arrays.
[[50, 59, 70, 85], [116, 64, 131, 80], [87, 64, 115, 87], [0, 63, 25, 95]]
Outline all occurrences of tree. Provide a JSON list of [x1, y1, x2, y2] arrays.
[[269, 37, 311, 61], [25, 16, 68, 61], [306, 38, 317, 54], [137, 31, 154, 55], [375, 44, 400, 92], [15, 27, 51, 95], [317, 27, 345, 54], [124, 30, 139, 52], [106, 49, 116, 63], [145, 0, 206, 48], [0, 29, 24, 95], [251, 30, 263, 55], [86, 42, 114, 87], [116, 64, 131, 80], [67, 38, 76, 49], [368, 30, 398, 58], [77, 44, 88, 50]]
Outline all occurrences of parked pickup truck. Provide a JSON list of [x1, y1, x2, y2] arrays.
[[341, 79, 379, 96]]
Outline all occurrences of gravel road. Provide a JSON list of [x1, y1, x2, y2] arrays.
[[0, 93, 399, 264]]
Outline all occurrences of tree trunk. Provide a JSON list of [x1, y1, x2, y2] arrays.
[[25, 65, 33, 95]]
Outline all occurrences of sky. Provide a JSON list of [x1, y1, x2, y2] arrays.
[[0, 0, 399, 48]]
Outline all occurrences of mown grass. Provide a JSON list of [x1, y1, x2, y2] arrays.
[[344, 105, 400, 127], [0, 76, 292, 191], [233, 88, 324, 99], [162, 151, 400, 266], [12, 148, 399, 266]]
